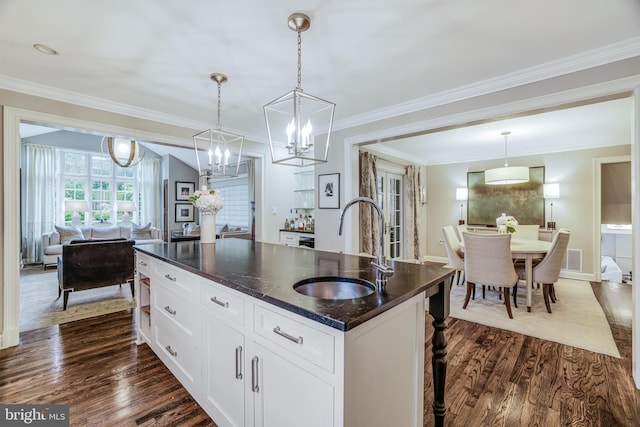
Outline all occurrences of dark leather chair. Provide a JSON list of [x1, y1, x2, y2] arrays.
[[57, 238, 135, 310]]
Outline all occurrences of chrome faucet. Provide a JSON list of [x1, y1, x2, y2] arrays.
[[338, 197, 394, 290]]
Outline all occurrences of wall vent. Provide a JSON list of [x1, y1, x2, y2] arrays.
[[561, 248, 583, 272]]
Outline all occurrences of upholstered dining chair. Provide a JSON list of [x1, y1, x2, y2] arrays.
[[462, 232, 519, 318], [442, 225, 465, 286], [517, 228, 570, 313], [455, 224, 468, 244], [515, 224, 540, 240]]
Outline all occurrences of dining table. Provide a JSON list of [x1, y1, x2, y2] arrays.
[[510, 237, 552, 311], [460, 235, 551, 312]]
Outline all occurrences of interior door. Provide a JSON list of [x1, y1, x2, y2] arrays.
[[376, 171, 404, 260]]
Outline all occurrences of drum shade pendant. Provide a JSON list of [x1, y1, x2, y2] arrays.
[[484, 131, 529, 185], [102, 137, 144, 167], [194, 73, 244, 186], [264, 13, 335, 167]]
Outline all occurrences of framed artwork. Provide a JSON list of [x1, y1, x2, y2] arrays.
[[175, 203, 194, 222], [175, 181, 195, 201], [318, 173, 340, 209], [467, 166, 545, 227]]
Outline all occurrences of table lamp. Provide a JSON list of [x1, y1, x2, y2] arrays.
[[117, 201, 137, 226], [456, 187, 468, 225], [543, 183, 560, 230], [65, 200, 90, 226]]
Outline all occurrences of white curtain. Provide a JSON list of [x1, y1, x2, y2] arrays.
[[138, 157, 161, 228], [25, 144, 56, 263], [405, 165, 423, 260]]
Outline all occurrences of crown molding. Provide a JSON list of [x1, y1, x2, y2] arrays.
[[334, 37, 640, 132], [0, 74, 264, 142]]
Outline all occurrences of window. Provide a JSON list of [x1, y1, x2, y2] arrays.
[[210, 175, 250, 230], [60, 150, 138, 225]]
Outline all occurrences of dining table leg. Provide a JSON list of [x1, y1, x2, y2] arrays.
[[526, 256, 533, 312]]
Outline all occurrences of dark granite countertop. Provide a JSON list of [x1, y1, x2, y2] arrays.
[[134, 239, 454, 331]]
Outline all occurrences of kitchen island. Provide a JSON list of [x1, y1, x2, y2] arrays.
[[134, 239, 454, 427]]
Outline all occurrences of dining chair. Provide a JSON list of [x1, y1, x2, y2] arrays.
[[517, 228, 570, 313], [515, 224, 540, 240], [442, 225, 465, 286], [455, 224, 468, 244], [462, 232, 519, 318]]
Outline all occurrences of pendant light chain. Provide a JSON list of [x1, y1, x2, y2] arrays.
[[216, 79, 222, 131], [296, 29, 303, 91]]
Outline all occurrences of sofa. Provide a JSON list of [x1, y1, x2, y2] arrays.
[[42, 223, 162, 267], [57, 238, 135, 310]]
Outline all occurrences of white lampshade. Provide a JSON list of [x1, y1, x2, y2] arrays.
[[116, 201, 137, 212], [65, 200, 89, 212], [455, 187, 468, 201], [484, 166, 530, 185], [543, 183, 560, 199]]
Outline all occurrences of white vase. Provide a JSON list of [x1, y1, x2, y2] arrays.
[[200, 212, 216, 244]]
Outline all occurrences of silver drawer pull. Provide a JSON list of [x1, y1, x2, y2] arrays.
[[164, 306, 176, 315], [164, 274, 176, 282], [139, 260, 148, 266], [235, 346, 243, 380], [251, 356, 259, 393], [166, 345, 177, 357], [273, 325, 303, 345], [210, 296, 229, 308]]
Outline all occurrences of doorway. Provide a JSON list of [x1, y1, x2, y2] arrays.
[[376, 163, 405, 260]]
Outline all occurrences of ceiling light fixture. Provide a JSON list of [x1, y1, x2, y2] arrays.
[[484, 131, 529, 185], [264, 12, 335, 167], [101, 136, 144, 168], [194, 73, 244, 186], [33, 43, 59, 55]]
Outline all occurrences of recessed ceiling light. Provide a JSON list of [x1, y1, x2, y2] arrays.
[[33, 43, 59, 55]]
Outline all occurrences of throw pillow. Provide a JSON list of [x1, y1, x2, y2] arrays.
[[130, 222, 152, 240], [91, 226, 120, 239], [54, 225, 84, 244]]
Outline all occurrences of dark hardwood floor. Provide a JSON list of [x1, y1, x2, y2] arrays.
[[1, 282, 638, 426]]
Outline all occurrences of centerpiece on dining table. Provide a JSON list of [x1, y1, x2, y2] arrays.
[[496, 213, 518, 234], [189, 186, 224, 244]]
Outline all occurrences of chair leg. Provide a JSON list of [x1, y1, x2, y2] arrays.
[[512, 283, 518, 308], [503, 287, 513, 319], [471, 284, 476, 300], [482, 285, 486, 299], [129, 279, 135, 297], [63, 290, 70, 311], [549, 284, 557, 303], [463, 282, 474, 309], [543, 284, 552, 313]]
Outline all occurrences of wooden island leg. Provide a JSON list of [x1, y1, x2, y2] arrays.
[[428, 278, 451, 427]]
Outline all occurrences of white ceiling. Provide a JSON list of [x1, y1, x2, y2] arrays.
[[3, 1, 640, 164]]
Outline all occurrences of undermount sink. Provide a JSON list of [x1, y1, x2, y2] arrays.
[[293, 276, 376, 300]]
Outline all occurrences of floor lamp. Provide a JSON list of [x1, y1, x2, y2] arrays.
[[456, 187, 468, 225]]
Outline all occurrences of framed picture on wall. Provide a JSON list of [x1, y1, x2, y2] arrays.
[[318, 173, 340, 209], [176, 181, 195, 201], [175, 203, 194, 222]]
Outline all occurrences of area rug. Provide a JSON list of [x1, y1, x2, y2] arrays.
[[448, 278, 621, 358], [20, 267, 136, 332]]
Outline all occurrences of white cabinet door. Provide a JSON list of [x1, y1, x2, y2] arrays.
[[201, 311, 246, 427], [252, 342, 334, 427]]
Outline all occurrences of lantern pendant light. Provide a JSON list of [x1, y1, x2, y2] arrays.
[[264, 12, 335, 167], [193, 73, 244, 186]]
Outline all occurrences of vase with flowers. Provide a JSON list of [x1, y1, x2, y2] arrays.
[[496, 213, 518, 234], [189, 186, 224, 243]]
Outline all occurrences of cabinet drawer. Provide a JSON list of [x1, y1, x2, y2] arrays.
[[136, 252, 152, 276], [154, 261, 198, 302], [201, 281, 245, 326], [279, 233, 299, 246], [153, 284, 199, 336], [254, 305, 335, 373], [153, 313, 200, 392]]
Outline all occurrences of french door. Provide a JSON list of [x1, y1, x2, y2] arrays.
[[376, 171, 404, 260]]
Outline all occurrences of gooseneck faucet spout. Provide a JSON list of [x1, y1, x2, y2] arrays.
[[338, 197, 394, 290]]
